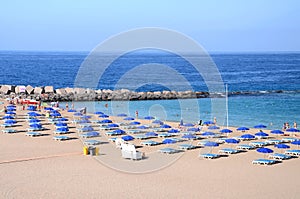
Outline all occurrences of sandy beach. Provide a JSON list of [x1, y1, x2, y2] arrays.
[[0, 101, 299, 199]]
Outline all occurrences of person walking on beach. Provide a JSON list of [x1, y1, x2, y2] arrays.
[[294, 121, 298, 129], [135, 110, 139, 119], [65, 102, 69, 110], [213, 117, 217, 125]]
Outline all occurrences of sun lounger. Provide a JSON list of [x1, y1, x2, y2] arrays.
[[108, 137, 117, 142], [236, 144, 255, 150], [27, 127, 45, 132], [269, 153, 291, 160], [26, 132, 42, 137], [141, 140, 160, 146], [2, 129, 17, 133], [216, 138, 228, 144], [281, 138, 297, 143], [178, 144, 196, 150], [252, 159, 276, 165], [159, 147, 178, 154], [157, 133, 173, 138], [105, 131, 123, 136], [53, 135, 70, 141], [285, 149, 300, 156], [197, 140, 210, 146], [84, 140, 101, 145], [219, 148, 239, 154], [127, 129, 144, 134], [200, 153, 220, 159], [265, 139, 281, 145], [134, 134, 148, 139], [80, 132, 100, 138], [54, 129, 69, 134], [249, 141, 267, 147], [1, 123, 15, 127]]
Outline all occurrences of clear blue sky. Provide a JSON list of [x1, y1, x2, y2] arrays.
[[1, 0, 299, 52]]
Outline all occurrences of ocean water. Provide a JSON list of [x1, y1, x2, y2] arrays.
[[0, 51, 299, 129]]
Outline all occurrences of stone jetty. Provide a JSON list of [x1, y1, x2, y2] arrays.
[[0, 84, 217, 102], [1, 84, 286, 102]]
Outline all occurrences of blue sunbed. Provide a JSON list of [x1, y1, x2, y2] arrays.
[[141, 140, 160, 146], [269, 153, 291, 160], [219, 148, 239, 154], [26, 132, 42, 137], [2, 129, 17, 133], [252, 159, 276, 165], [84, 140, 101, 145], [53, 135, 70, 141], [159, 147, 178, 154], [178, 144, 196, 150], [236, 144, 255, 150], [285, 149, 300, 156], [200, 153, 220, 159]]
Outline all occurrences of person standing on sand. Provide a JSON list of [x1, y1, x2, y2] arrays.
[[135, 110, 139, 119], [294, 121, 298, 129], [65, 102, 69, 110], [213, 117, 217, 125]]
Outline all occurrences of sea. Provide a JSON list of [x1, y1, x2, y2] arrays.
[[0, 51, 299, 129]]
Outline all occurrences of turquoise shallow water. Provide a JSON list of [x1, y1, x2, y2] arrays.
[[63, 92, 300, 130]]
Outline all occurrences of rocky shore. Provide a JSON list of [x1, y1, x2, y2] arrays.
[[0, 84, 289, 102]]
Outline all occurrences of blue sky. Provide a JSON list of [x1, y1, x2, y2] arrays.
[[1, 0, 299, 52]]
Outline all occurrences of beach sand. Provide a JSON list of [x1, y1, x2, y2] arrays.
[[0, 102, 299, 199]]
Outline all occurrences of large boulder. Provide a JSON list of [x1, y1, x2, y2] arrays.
[[26, 85, 34, 94], [15, 85, 26, 94], [44, 86, 54, 93], [34, 87, 44, 94], [0, 85, 10, 94], [56, 88, 67, 95]]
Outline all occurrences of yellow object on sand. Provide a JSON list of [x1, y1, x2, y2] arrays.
[[95, 147, 99, 156], [83, 146, 89, 155]]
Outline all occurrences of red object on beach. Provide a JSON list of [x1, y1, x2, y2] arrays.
[[20, 99, 39, 105]]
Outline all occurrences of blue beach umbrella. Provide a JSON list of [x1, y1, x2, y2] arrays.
[[84, 131, 100, 137], [270, 129, 284, 135], [225, 138, 240, 144], [6, 105, 16, 108], [99, 119, 112, 123], [94, 111, 104, 115], [117, 113, 127, 117], [145, 132, 158, 137], [74, 112, 83, 116], [124, 117, 135, 121], [187, 127, 200, 132], [274, 143, 290, 149], [257, 148, 273, 157], [203, 121, 214, 125], [144, 116, 155, 120], [162, 138, 177, 144], [208, 125, 220, 130], [7, 107, 16, 111], [122, 135, 134, 141], [56, 122, 67, 127], [204, 141, 219, 153], [77, 119, 91, 124], [241, 134, 255, 139], [201, 131, 216, 137], [168, 129, 179, 133], [57, 127, 69, 132], [6, 111, 16, 115], [29, 118, 41, 123], [50, 112, 61, 117], [44, 107, 54, 111], [27, 112, 41, 117], [107, 123, 119, 128], [81, 126, 94, 132], [160, 124, 172, 129], [255, 132, 269, 137], [5, 119, 17, 124], [274, 143, 290, 153], [152, 120, 163, 124], [220, 129, 233, 133], [113, 129, 125, 135], [286, 128, 300, 132], [27, 106, 37, 111], [81, 115, 91, 119], [99, 114, 109, 118], [237, 127, 249, 131], [129, 121, 141, 125], [3, 115, 14, 119], [137, 125, 149, 129], [291, 140, 300, 148], [182, 134, 197, 140], [254, 124, 267, 129], [30, 123, 42, 128], [57, 118, 68, 122], [68, 109, 76, 112]]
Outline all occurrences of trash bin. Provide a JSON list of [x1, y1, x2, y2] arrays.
[[83, 146, 89, 155], [89, 146, 96, 156]]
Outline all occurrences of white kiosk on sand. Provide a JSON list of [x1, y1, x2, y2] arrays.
[[115, 138, 143, 160]]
